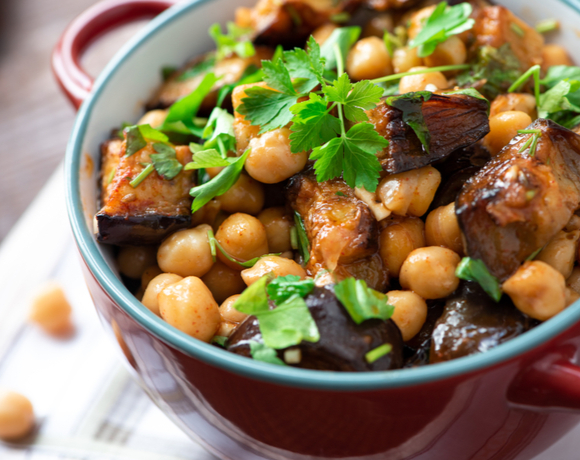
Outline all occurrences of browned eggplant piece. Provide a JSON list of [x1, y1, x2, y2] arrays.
[[403, 299, 445, 367], [364, 0, 420, 11], [430, 143, 491, 210], [96, 140, 194, 246], [251, 0, 361, 48], [366, 93, 490, 174], [456, 119, 580, 281], [430, 282, 532, 364], [287, 170, 388, 289], [147, 47, 273, 112], [227, 285, 404, 371], [471, 6, 544, 73]]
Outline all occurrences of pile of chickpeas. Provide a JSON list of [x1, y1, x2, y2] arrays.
[[115, 4, 580, 351]]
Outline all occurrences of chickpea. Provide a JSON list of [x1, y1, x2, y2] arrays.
[[241, 256, 306, 286], [191, 198, 221, 228], [159, 277, 221, 342], [117, 246, 157, 279], [217, 321, 238, 337], [157, 224, 214, 277], [379, 217, 425, 278], [503, 261, 567, 321], [566, 287, 580, 307], [400, 247, 461, 299], [425, 203, 464, 255], [258, 207, 293, 253], [246, 128, 308, 184], [565, 215, 580, 232], [219, 294, 247, 323], [346, 37, 393, 81], [424, 36, 467, 68], [201, 261, 246, 304], [142, 273, 183, 316], [377, 165, 441, 217], [141, 265, 163, 290], [362, 13, 394, 38], [541, 44, 573, 72], [137, 109, 167, 129], [218, 173, 265, 215], [216, 213, 269, 270], [387, 290, 428, 341], [392, 47, 422, 74], [29, 282, 73, 336], [0, 390, 34, 440], [399, 66, 448, 94], [484, 111, 533, 157], [537, 231, 580, 279], [490, 93, 537, 118], [567, 266, 580, 294], [312, 23, 338, 45]]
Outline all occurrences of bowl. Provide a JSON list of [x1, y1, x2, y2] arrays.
[[55, 0, 580, 458]]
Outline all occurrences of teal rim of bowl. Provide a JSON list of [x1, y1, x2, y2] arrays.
[[66, 0, 580, 391]]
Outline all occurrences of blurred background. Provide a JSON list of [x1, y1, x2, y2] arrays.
[[0, 0, 159, 242]]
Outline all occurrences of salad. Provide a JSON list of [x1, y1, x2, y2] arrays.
[[95, 0, 580, 371]]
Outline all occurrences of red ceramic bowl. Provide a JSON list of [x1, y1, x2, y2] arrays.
[[55, 0, 580, 458]]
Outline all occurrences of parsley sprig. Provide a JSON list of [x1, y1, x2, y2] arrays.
[[334, 278, 395, 324], [408, 2, 475, 58], [456, 257, 502, 302]]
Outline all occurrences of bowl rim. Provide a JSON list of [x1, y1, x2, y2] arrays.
[[66, 0, 580, 391]]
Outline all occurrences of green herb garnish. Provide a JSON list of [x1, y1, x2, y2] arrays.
[[319, 26, 361, 70], [150, 143, 183, 180], [510, 22, 525, 37], [455, 257, 502, 302], [386, 91, 433, 152], [365, 343, 393, 364], [508, 64, 541, 108], [129, 163, 154, 188], [233, 276, 320, 350], [517, 129, 542, 157], [209, 22, 255, 60], [293, 212, 310, 264], [334, 278, 395, 324], [217, 65, 263, 107], [535, 19, 559, 34], [212, 335, 228, 347], [267, 275, 315, 304], [408, 2, 475, 58], [187, 149, 250, 212], [124, 124, 169, 157], [249, 341, 286, 366], [177, 55, 217, 81], [541, 66, 580, 88], [206, 228, 280, 269]]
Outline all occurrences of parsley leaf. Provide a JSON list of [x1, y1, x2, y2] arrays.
[[310, 123, 387, 192], [217, 65, 262, 107], [541, 66, 580, 89], [233, 274, 271, 315], [209, 22, 255, 60], [124, 124, 169, 157], [323, 74, 383, 122], [237, 86, 298, 134], [184, 149, 235, 170], [386, 92, 433, 152], [267, 275, 315, 304], [334, 278, 395, 325], [150, 143, 183, 180], [189, 149, 250, 212], [408, 2, 475, 58], [249, 341, 286, 366], [285, 36, 325, 91], [257, 294, 320, 349], [538, 79, 580, 128], [177, 55, 216, 81], [289, 93, 341, 153], [161, 72, 219, 136], [202, 107, 236, 154], [455, 257, 502, 302], [293, 212, 311, 264], [262, 58, 298, 95]]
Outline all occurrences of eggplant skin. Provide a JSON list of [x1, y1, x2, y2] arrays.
[[430, 282, 531, 364], [227, 285, 404, 372], [367, 93, 490, 174], [457, 119, 580, 281], [97, 141, 194, 246]]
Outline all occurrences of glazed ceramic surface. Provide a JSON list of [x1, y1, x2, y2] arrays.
[[64, 0, 580, 458]]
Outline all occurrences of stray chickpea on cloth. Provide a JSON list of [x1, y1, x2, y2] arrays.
[[28, 281, 74, 336], [0, 389, 35, 441]]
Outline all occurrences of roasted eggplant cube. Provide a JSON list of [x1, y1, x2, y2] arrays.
[[457, 119, 580, 281], [228, 285, 404, 371], [367, 93, 490, 174], [96, 140, 194, 246]]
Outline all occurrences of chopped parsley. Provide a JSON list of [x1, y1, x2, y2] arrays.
[[408, 2, 475, 58], [249, 341, 286, 366], [365, 343, 393, 364], [150, 143, 183, 180], [535, 19, 559, 34], [209, 22, 255, 60], [206, 228, 280, 269], [129, 163, 154, 188], [293, 212, 310, 264], [517, 129, 542, 157], [334, 278, 395, 324], [455, 257, 502, 302], [233, 275, 320, 350], [267, 275, 315, 304]]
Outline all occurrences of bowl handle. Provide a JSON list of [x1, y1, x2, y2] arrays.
[[52, 0, 177, 109], [508, 345, 580, 411]]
